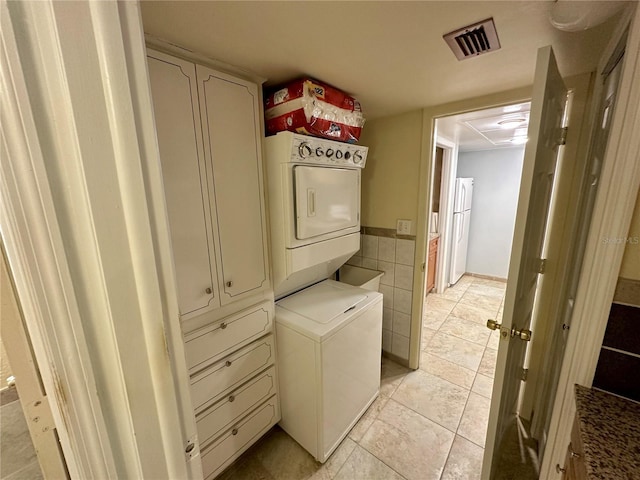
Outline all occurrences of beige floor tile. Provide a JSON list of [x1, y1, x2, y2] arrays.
[[430, 285, 468, 302], [439, 316, 491, 346], [428, 332, 486, 371], [471, 277, 507, 288], [465, 283, 506, 299], [419, 351, 476, 389], [420, 327, 437, 350], [478, 348, 498, 378], [487, 330, 500, 350], [441, 435, 485, 480], [459, 291, 503, 311], [361, 399, 455, 480], [392, 369, 469, 431], [333, 445, 405, 480], [254, 427, 319, 478], [380, 357, 411, 397], [219, 426, 317, 480], [451, 303, 499, 326], [471, 373, 494, 399], [454, 275, 475, 287], [348, 395, 389, 442], [424, 295, 457, 314], [457, 392, 491, 448], [422, 310, 448, 330], [307, 437, 357, 480]]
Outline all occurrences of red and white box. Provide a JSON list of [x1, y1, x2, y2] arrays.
[[264, 78, 365, 143]]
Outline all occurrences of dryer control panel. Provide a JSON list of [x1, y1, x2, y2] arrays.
[[288, 133, 368, 168]]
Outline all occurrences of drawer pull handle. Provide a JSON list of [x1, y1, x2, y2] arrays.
[[220, 322, 227, 330], [231, 428, 238, 436], [225, 360, 232, 367], [226, 280, 233, 288], [228, 395, 235, 403], [205, 287, 212, 295]]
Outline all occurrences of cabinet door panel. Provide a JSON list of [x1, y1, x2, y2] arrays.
[[147, 51, 219, 316], [196, 66, 269, 305]]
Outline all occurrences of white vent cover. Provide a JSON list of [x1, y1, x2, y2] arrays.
[[443, 18, 501, 61]]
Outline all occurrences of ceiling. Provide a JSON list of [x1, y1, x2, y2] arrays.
[[140, 1, 627, 120], [438, 102, 532, 151]]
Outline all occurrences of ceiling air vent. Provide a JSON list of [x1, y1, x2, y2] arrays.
[[443, 18, 501, 61]]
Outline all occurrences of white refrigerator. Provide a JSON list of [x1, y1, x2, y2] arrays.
[[449, 178, 474, 285]]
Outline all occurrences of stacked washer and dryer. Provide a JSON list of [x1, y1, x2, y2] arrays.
[[264, 132, 383, 462]]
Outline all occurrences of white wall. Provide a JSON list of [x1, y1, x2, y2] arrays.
[[456, 147, 525, 279]]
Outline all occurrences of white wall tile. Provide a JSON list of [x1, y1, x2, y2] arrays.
[[378, 237, 396, 262], [393, 311, 411, 337], [395, 239, 415, 266], [382, 329, 392, 352], [383, 308, 393, 331], [362, 235, 378, 259], [394, 287, 412, 314], [394, 264, 413, 291], [362, 257, 377, 270], [392, 333, 410, 359], [377, 260, 395, 287], [379, 284, 394, 310]]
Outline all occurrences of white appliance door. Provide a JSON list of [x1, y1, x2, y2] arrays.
[[453, 178, 474, 213], [294, 166, 359, 240], [449, 211, 471, 284]]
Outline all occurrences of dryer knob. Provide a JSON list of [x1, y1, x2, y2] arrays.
[[353, 151, 364, 164], [335, 150, 343, 160], [315, 147, 324, 157], [298, 142, 312, 158], [344, 151, 351, 160], [326, 148, 334, 158]]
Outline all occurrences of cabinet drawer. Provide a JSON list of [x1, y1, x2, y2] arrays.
[[569, 417, 587, 479], [201, 397, 280, 480], [185, 301, 273, 374], [191, 335, 275, 414], [196, 366, 278, 448]]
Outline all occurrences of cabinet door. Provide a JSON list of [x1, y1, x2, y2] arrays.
[[147, 50, 220, 316], [196, 65, 269, 305]]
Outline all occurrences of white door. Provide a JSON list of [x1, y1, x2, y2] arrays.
[[294, 166, 359, 240], [449, 211, 471, 284], [196, 65, 270, 305], [482, 46, 567, 479], [147, 50, 220, 316]]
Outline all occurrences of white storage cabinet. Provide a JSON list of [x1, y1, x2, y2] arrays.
[[147, 49, 278, 480]]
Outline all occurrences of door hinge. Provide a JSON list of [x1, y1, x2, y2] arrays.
[[521, 368, 529, 382], [422, 262, 426, 272], [537, 258, 547, 274], [558, 126, 569, 146]]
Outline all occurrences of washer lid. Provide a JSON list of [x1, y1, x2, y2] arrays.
[[277, 280, 368, 324]]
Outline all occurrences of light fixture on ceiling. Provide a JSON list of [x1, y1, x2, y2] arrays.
[[498, 118, 527, 128], [549, 0, 626, 32], [510, 136, 528, 145]]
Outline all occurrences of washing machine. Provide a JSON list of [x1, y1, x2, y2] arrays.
[[275, 279, 383, 463]]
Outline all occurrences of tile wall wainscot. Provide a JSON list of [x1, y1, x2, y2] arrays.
[[346, 227, 416, 361], [593, 277, 640, 402]]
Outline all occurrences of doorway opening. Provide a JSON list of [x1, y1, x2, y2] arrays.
[[419, 100, 532, 475]]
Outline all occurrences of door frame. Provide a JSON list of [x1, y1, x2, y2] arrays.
[[411, 87, 531, 368], [432, 135, 457, 294], [2, 1, 200, 478], [540, 6, 640, 477]]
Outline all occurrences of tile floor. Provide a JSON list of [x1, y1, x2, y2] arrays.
[[0, 387, 44, 480], [219, 275, 505, 480]]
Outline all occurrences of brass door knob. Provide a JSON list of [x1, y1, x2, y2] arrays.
[[205, 287, 212, 294], [512, 327, 532, 341], [226, 280, 233, 288], [487, 319, 502, 331]]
